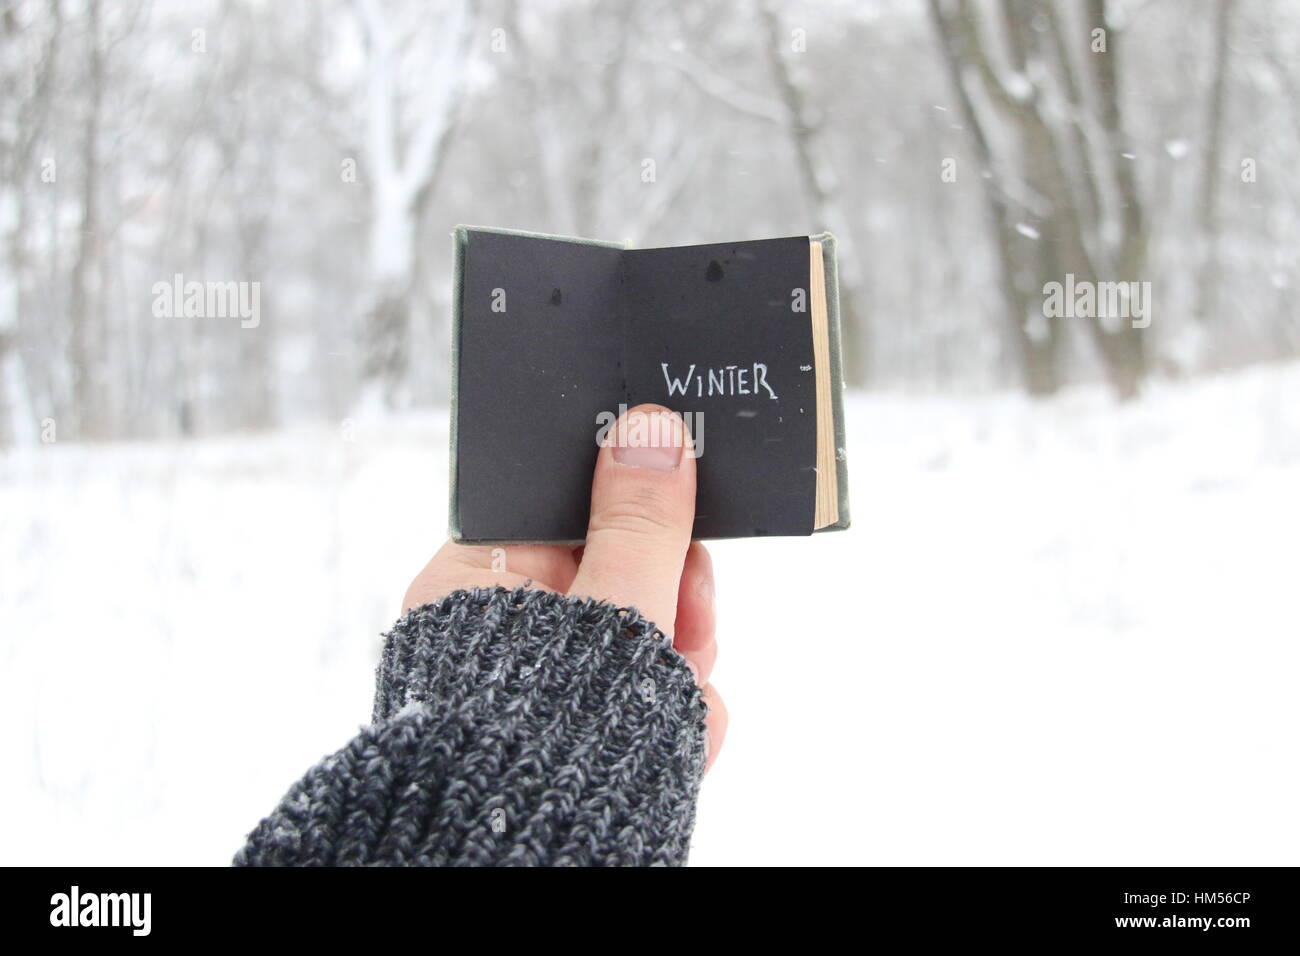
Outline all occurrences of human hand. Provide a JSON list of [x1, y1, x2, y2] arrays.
[[403, 404, 727, 771]]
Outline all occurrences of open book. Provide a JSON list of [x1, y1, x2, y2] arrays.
[[449, 226, 850, 542]]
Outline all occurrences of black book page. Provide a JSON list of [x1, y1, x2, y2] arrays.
[[456, 230, 625, 541], [455, 231, 816, 541], [623, 237, 816, 538]]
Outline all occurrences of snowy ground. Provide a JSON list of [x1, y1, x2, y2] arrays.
[[3, 364, 1299, 866]]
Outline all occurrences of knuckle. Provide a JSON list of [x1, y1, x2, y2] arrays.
[[589, 485, 682, 540]]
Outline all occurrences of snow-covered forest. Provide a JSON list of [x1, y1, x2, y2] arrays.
[[3, 0, 1299, 866], [3, 0, 1298, 439]]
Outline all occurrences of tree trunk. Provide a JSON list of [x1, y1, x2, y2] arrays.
[[355, 0, 477, 408], [1195, 0, 1236, 324], [931, 0, 1151, 400], [1084, 0, 1148, 398], [928, 0, 1064, 395], [68, 0, 103, 438]]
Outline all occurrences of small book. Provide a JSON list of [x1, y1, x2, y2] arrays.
[[449, 225, 851, 542]]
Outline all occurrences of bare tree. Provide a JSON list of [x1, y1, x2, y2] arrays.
[[929, 0, 1156, 399], [1195, 0, 1237, 324], [1, 0, 63, 443], [353, 0, 478, 407], [67, 0, 104, 435]]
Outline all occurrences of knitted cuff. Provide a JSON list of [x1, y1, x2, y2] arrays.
[[235, 586, 708, 867]]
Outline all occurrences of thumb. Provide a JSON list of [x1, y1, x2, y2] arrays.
[[569, 404, 696, 638]]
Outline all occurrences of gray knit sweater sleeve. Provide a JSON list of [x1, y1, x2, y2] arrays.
[[234, 585, 708, 866]]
